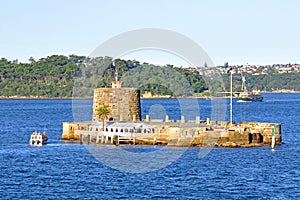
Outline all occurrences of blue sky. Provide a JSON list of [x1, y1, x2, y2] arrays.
[[1, 0, 299, 66]]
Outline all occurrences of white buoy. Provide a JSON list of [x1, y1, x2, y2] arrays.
[[271, 124, 275, 149]]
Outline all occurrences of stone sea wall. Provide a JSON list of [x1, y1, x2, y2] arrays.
[[62, 120, 282, 147]]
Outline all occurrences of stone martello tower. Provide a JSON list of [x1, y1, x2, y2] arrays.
[[92, 70, 141, 121]]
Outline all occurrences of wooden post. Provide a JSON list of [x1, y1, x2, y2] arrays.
[[87, 134, 90, 144], [116, 135, 119, 146], [80, 134, 83, 144]]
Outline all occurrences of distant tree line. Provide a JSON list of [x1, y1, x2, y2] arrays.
[[222, 73, 300, 92], [0, 55, 83, 97], [0, 55, 299, 98], [0, 55, 208, 97]]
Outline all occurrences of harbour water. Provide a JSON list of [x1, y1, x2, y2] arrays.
[[1, 93, 300, 199]]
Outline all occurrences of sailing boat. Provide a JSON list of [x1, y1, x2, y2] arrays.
[[238, 77, 263, 102]]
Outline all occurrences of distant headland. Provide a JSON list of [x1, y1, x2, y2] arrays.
[[1, 55, 300, 98]]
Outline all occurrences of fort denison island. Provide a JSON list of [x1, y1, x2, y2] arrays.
[[61, 76, 282, 148]]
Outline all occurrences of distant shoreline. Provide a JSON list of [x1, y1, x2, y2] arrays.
[[262, 91, 300, 93], [0, 96, 93, 100], [1, 91, 299, 100], [141, 96, 238, 99], [142, 91, 300, 99]]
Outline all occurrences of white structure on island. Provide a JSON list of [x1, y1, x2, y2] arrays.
[[78, 121, 154, 145]]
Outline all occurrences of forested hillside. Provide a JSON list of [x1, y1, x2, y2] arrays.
[[0, 55, 83, 97], [0, 55, 299, 98], [0, 55, 207, 97]]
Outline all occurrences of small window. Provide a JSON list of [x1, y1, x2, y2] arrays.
[[96, 128, 98, 131]]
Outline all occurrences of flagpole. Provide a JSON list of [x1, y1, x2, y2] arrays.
[[230, 70, 233, 125]]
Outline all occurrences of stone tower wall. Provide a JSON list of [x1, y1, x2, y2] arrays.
[[92, 88, 141, 121]]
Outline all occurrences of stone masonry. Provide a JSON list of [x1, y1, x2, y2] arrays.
[[92, 81, 141, 121]]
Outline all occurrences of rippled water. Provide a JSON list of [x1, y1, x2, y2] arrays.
[[1, 93, 300, 199]]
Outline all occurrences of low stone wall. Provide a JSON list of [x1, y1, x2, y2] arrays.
[[62, 121, 282, 147], [62, 122, 93, 140]]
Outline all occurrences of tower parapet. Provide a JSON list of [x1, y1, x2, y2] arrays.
[[111, 81, 122, 88], [92, 83, 141, 121]]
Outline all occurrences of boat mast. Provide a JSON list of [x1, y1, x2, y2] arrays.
[[230, 69, 233, 125], [241, 76, 247, 92]]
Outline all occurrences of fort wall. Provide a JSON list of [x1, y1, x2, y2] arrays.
[[92, 87, 141, 121], [62, 119, 282, 147]]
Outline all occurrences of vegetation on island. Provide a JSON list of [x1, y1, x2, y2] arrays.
[[0, 55, 300, 98], [96, 106, 110, 131]]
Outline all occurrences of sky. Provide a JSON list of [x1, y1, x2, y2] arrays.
[[1, 0, 299, 66]]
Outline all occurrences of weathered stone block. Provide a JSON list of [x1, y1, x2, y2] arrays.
[[92, 88, 141, 121]]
